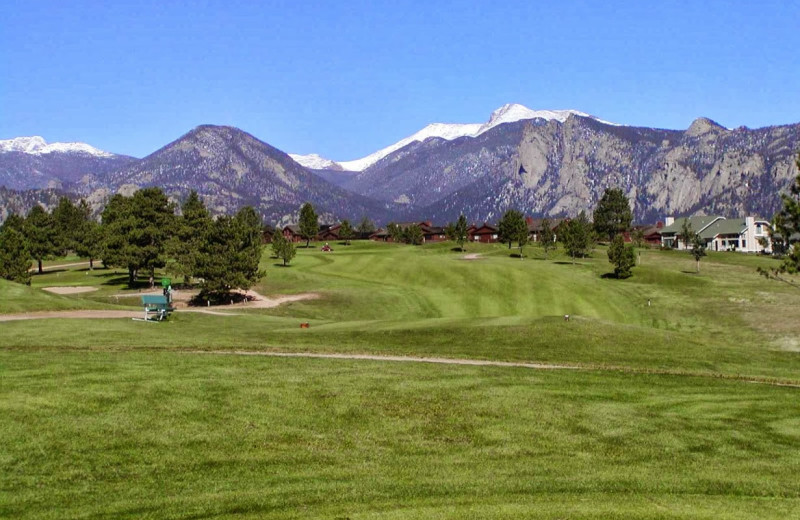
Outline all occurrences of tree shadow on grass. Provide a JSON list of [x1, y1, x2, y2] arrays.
[[272, 263, 292, 268], [450, 247, 466, 252]]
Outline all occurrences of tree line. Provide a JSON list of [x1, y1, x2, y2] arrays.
[[0, 188, 264, 298]]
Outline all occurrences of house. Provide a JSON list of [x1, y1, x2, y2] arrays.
[[641, 222, 664, 246], [282, 224, 303, 242], [317, 224, 341, 241], [659, 216, 725, 249], [660, 216, 771, 253], [371, 221, 446, 243], [369, 228, 390, 242], [261, 225, 276, 244], [700, 217, 771, 253], [526, 217, 568, 242], [468, 223, 499, 243]]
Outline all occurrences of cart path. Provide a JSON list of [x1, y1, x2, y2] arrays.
[[190, 350, 800, 388], [31, 261, 91, 272], [0, 291, 319, 321]]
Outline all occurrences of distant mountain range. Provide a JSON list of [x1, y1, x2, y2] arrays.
[[1, 104, 798, 225]]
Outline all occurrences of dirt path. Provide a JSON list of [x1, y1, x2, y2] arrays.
[[0, 290, 319, 321]]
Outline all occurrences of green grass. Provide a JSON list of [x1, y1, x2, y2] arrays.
[[2, 242, 800, 518], [2, 351, 799, 520]]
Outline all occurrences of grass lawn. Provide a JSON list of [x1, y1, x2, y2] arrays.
[[2, 350, 799, 520], [1, 241, 799, 518]]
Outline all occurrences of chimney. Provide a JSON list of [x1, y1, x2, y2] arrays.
[[525, 217, 533, 226], [656, 221, 664, 229], [665, 217, 675, 226]]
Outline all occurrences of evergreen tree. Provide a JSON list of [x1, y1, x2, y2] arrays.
[[593, 188, 633, 242], [0, 221, 31, 284], [338, 220, 354, 245], [356, 216, 375, 235], [73, 200, 101, 269], [607, 233, 635, 278], [498, 209, 527, 253], [445, 214, 469, 252], [299, 202, 318, 247], [51, 197, 83, 256], [100, 188, 176, 287], [561, 211, 592, 263], [24, 205, 59, 274], [762, 154, 800, 284], [168, 191, 212, 283], [195, 207, 264, 297], [539, 218, 557, 259]]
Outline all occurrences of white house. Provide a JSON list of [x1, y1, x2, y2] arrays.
[[660, 216, 771, 253]]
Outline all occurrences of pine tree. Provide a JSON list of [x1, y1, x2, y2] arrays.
[[356, 216, 375, 235], [339, 220, 354, 245], [299, 202, 318, 247], [168, 191, 212, 284], [607, 233, 635, 278], [498, 209, 528, 255], [539, 218, 556, 259], [593, 188, 633, 242], [0, 221, 31, 284], [445, 214, 469, 252], [100, 188, 176, 287], [561, 211, 592, 263], [24, 205, 59, 274]]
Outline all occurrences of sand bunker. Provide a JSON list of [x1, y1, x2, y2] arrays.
[[42, 286, 98, 294]]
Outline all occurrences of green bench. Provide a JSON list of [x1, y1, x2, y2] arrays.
[[137, 295, 174, 322]]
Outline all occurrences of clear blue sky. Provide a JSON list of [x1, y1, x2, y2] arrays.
[[2, 1, 799, 160]]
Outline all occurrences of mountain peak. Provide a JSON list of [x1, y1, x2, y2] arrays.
[[0, 136, 114, 157], [298, 104, 619, 172], [686, 117, 727, 136]]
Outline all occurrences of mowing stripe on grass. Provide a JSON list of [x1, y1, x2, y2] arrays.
[[190, 350, 800, 388]]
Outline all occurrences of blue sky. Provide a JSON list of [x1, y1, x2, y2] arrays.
[[2, 1, 799, 160]]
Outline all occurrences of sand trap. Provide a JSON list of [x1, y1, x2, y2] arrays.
[[0, 310, 140, 322], [243, 291, 320, 309], [42, 286, 98, 295], [462, 253, 482, 260]]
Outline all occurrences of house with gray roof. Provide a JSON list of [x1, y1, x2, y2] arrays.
[[660, 216, 771, 253]]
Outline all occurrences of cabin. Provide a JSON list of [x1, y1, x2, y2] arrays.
[[282, 224, 303, 242], [526, 217, 568, 242], [317, 224, 341, 241], [468, 223, 499, 243]]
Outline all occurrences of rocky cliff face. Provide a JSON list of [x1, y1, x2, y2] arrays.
[[352, 115, 800, 224], [2, 117, 798, 226]]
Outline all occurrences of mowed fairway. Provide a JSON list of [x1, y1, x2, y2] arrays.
[[2, 241, 800, 518]]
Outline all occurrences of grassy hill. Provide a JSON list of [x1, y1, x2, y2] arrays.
[[2, 242, 799, 518]]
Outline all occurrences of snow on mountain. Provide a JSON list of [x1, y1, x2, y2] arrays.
[[311, 104, 617, 172], [0, 136, 114, 157], [289, 153, 343, 170]]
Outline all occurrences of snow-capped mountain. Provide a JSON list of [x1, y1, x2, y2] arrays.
[[0, 136, 114, 158], [292, 104, 617, 172], [288, 153, 344, 171]]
